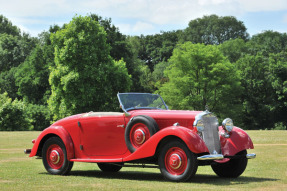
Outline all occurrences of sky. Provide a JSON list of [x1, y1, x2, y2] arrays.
[[1, 0, 287, 37]]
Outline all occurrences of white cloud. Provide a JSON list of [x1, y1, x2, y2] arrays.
[[238, 0, 287, 12], [133, 21, 154, 33], [116, 21, 155, 35]]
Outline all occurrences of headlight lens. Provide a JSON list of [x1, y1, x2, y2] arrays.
[[222, 118, 233, 132], [194, 120, 204, 132]]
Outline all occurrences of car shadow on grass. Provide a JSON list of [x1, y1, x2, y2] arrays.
[[55, 170, 278, 184], [191, 174, 278, 185]]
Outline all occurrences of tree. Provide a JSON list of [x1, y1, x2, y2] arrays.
[[235, 31, 287, 129], [89, 14, 150, 92], [220, 38, 247, 63], [236, 53, 275, 129], [0, 67, 20, 100], [15, 44, 53, 104], [247, 30, 287, 56], [0, 34, 23, 71], [0, 15, 20, 36], [267, 52, 287, 128], [0, 33, 38, 72], [136, 31, 181, 71], [48, 15, 131, 120], [183, 15, 249, 45], [157, 42, 242, 123], [0, 91, 32, 131], [89, 14, 132, 61]]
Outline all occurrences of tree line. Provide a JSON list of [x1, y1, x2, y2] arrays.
[[0, 14, 286, 131]]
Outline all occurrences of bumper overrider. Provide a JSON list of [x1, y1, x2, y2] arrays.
[[197, 153, 256, 160], [24, 149, 31, 154]]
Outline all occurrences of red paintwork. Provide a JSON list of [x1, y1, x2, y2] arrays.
[[165, 147, 187, 175], [46, 144, 64, 169], [29, 125, 75, 160], [29, 109, 254, 164], [219, 126, 254, 156], [130, 123, 150, 148]]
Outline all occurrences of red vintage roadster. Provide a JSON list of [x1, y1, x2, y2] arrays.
[[25, 93, 256, 182]]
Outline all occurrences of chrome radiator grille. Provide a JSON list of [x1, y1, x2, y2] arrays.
[[201, 114, 221, 154]]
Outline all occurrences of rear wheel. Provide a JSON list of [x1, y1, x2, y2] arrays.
[[42, 137, 73, 175], [211, 150, 248, 178], [158, 140, 198, 182], [97, 163, 122, 172]]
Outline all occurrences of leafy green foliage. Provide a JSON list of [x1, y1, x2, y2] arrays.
[[0, 13, 287, 130], [136, 31, 181, 71], [220, 38, 248, 63], [25, 104, 52, 131], [247, 30, 287, 56], [0, 92, 32, 131], [0, 15, 20, 36], [158, 43, 242, 122], [183, 15, 249, 45], [48, 15, 131, 120], [236, 53, 275, 129], [15, 44, 53, 105], [0, 67, 20, 100]]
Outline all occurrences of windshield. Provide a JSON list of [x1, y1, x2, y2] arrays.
[[117, 93, 168, 112]]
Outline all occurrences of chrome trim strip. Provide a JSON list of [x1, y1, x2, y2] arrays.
[[246, 153, 256, 159], [197, 154, 224, 160]]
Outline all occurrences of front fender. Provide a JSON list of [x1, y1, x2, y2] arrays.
[[123, 126, 208, 162], [220, 126, 254, 156], [29, 126, 75, 160]]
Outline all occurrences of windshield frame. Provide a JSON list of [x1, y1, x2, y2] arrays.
[[117, 93, 169, 114]]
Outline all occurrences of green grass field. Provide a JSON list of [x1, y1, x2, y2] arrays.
[[0, 130, 286, 191]]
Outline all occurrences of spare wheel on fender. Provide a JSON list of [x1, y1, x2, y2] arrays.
[[125, 115, 159, 153]]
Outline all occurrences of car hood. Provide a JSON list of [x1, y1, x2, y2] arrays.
[[51, 113, 83, 127], [129, 110, 203, 129]]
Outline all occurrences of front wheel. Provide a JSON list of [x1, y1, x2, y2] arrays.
[[211, 150, 248, 178], [42, 137, 73, 175], [158, 140, 198, 182]]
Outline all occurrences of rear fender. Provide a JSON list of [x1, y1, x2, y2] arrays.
[[123, 126, 208, 162], [29, 126, 74, 160], [219, 126, 254, 156]]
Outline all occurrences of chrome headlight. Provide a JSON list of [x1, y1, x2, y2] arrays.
[[194, 119, 204, 132], [222, 118, 233, 132]]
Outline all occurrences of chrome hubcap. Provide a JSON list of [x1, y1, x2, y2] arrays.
[[50, 150, 60, 164], [134, 129, 145, 145], [169, 153, 182, 169]]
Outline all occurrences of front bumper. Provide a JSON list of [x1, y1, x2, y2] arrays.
[[24, 149, 31, 154], [197, 153, 256, 160]]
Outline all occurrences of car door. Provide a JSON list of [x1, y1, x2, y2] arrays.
[[79, 113, 127, 156]]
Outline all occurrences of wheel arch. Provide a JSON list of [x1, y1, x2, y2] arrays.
[[36, 133, 60, 157], [220, 126, 254, 156], [29, 126, 75, 160], [155, 135, 185, 158], [123, 126, 209, 162]]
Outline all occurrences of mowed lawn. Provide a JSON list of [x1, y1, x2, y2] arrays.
[[0, 130, 286, 191]]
